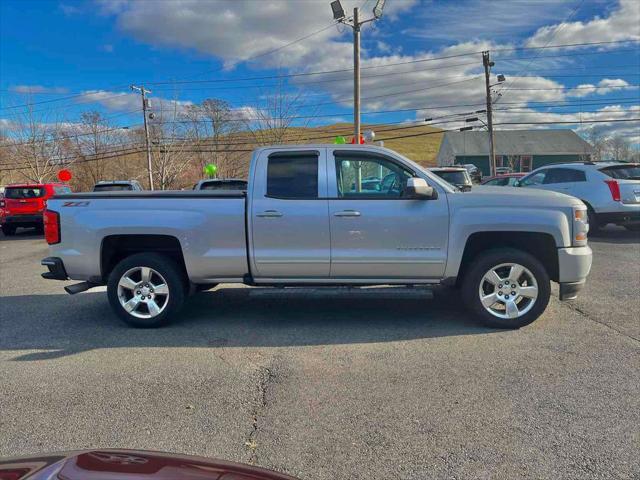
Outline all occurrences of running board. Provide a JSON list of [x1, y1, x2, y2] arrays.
[[64, 282, 99, 295]]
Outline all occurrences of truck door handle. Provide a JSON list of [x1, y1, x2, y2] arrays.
[[257, 210, 283, 218], [334, 210, 361, 217]]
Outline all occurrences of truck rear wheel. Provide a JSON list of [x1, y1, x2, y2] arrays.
[[107, 253, 186, 328], [462, 248, 550, 329]]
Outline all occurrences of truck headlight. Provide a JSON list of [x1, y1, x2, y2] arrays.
[[573, 205, 588, 246]]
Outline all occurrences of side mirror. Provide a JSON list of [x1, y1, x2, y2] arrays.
[[405, 178, 437, 199]]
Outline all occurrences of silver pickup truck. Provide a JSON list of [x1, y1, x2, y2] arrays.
[[41, 144, 592, 329]]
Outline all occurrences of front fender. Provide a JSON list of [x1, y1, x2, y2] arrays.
[[444, 206, 571, 278]]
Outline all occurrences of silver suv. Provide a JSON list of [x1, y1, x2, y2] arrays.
[[518, 162, 640, 231]]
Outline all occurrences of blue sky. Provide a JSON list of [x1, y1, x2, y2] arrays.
[[1, 0, 639, 141]]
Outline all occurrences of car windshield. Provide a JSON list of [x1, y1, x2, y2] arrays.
[[93, 184, 133, 191], [599, 164, 640, 180], [201, 181, 247, 190], [5, 187, 45, 198]]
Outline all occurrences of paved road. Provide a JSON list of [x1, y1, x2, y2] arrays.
[[1, 228, 638, 479]]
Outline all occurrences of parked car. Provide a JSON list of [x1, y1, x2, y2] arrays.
[[495, 166, 513, 175], [517, 161, 640, 231], [41, 144, 592, 329], [429, 167, 473, 191], [482, 173, 526, 186], [93, 180, 144, 192], [1, 183, 72, 236], [193, 178, 248, 191], [461, 163, 482, 183], [0, 449, 298, 480]]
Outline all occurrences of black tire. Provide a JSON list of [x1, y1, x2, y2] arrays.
[[462, 248, 551, 329], [586, 206, 601, 232], [1, 225, 16, 236], [107, 253, 186, 328]]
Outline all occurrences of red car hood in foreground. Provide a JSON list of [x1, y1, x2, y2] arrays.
[[0, 449, 300, 480]]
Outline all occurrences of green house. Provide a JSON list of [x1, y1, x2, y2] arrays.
[[436, 130, 593, 176]]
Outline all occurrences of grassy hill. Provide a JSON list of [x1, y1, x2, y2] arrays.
[[280, 123, 443, 167]]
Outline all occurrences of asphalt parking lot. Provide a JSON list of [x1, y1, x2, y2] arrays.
[[1, 228, 638, 479]]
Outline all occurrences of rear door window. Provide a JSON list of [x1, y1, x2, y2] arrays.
[[599, 164, 640, 180], [544, 168, 586, 184], [93, 184, 134, 192], [267, 154, 318, 199], [5, 187, 45, 198]]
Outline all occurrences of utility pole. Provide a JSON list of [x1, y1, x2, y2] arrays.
[[130, 85, 154, 190], [353, 7, 361, 143], [330, 0, 385, 143], [482, 51, 496, 177]]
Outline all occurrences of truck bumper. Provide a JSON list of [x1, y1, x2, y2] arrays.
[[41, 257, 68, 280], [2, 214, 43, 226], [557, 246, 592, 300], [597, 211, 640, 226]]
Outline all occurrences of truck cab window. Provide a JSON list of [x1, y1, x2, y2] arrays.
[[335, 156, 411, 198], [267, 154, 318, 199]]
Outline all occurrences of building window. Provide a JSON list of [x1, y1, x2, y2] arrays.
[[521, 156, 532, 172]]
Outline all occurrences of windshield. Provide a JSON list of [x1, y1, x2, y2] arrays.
[[437, 171, 472, 186], [599, 164, 640, 180], [93, 184, 134, 192], [5, 187, 45, 198], [201, 181, 247, 190]]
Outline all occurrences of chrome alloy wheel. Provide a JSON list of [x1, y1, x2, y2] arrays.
[[478, 262, 539, 319], [117, 266, 170, 319]]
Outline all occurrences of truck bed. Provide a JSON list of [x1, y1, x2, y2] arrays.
[[46, 191, 249, 283], [54, 190, 246, 199]]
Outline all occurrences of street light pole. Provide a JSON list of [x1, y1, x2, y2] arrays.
[[330, 0, 385, 143], [482, 51, 496, 177], [353, 7, 361, 143], [130, 85, 154, 190]]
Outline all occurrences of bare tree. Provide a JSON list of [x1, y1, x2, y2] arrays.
[[149, 100, 193, 190], [60, 111, 138, 191], [244, 80, 314, 146], [5, 103, 65, 183], [182, 98, 247, 179], [607, 135, 631, 161], [584, 128, 606, 161]]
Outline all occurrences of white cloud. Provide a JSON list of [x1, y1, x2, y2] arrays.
[[10, 85, 69, 94], [78, 90, 193, 114], [404, 0, 577, 43], [526, 0, 640, 48], [568, 78, 631, 97], [97, 0, 416, 71], [491, 104, 640, 144]]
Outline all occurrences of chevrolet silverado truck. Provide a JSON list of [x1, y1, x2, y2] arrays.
[[41, 144, 592, 328]]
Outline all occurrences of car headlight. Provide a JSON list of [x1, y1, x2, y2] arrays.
[[573, 205, 589, 246]]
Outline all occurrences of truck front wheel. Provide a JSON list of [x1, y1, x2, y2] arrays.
[[107, 253, 186, 328], [462, 249, 551, 329]]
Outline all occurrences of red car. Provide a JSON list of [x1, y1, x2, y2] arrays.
[[0, 449, 299, 480], [0, 183, 72, 236], [480, 172, 526, 187]]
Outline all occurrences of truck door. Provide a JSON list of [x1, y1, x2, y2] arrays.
[[328, 149, 449, 279], [249, 149, 331, 278]]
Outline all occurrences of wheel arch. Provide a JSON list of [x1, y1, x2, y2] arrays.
[[101, 234, 187, 282], [456, 231, 559, 286]]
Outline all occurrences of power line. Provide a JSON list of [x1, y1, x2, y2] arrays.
[[2, 44, 637, 116]]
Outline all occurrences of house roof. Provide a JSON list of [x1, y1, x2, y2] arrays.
[[442, 129, 593, 156]]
